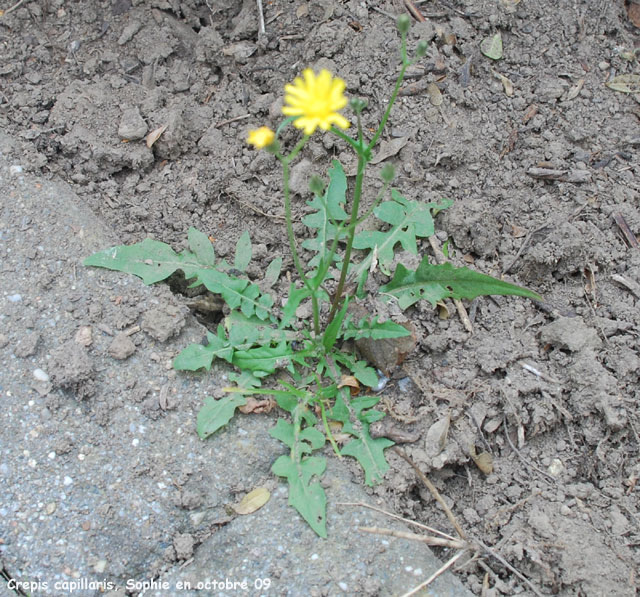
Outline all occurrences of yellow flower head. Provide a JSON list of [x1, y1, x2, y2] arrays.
[[282, 69, 350, 135], [247, 126, 276, 149]]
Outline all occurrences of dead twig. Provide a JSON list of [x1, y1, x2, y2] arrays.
[[214, 114, 251, 128], [428, 236, 473, 333], [503, 414, 556, 483], [612, 212, 639, 248], [336, 501, 458, 540], [227, 193, 285, 221], [403, 0, 426, 21], [256, 0, 266, 35], [475, 539, 546, 597], [504, 224, 550, 274], [526, 167, 591, 183], [359, 526, 467, 550], [400, 550, 469, 597], [393, 447, 467, 539], [611, 273, 640, 298], [2, 0, 28, 15]]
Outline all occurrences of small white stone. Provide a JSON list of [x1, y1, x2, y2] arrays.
[[63, 476, 73, 486], [33, 368, 49, 382], [7, 294, 22, 302], [338, 582, 348, 591], [48, 452, 56, 460], [413, 568, 423, 576], [28, 459, 37, 468], [310, 553, 319, 561], [9, 165, 23, 174], [78, 454, 85, 461], [132, 438, 139, 447]]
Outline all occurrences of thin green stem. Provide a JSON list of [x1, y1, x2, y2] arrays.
[[367, 60, 408, 152], [355, 180, 392, 226], [327, 151, 367, 324], [329, 126, 361, 152], [278, 135, 321, 335], [320, 400, 342, 458]]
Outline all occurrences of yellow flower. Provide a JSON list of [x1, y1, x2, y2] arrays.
[[247, 126, 276, 149], [282, 68, 350, 135]]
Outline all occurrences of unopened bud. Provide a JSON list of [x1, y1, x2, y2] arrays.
[[380, 163, 395, 183], [397, 14, 411, 35], [416, 40, 429, 59], [349, 97, 368, 114]]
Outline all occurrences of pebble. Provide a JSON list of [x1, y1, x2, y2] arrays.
[[9, 165, 23, 175], [33, 368, 50, 382], [63, 476, 73, 486], [118, 106, 148, 141], [7, 294, 22, 302]]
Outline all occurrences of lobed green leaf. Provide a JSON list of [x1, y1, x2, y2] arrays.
[[380, 258, 542, 309], [196, 394, 246, 439], [272, 454, 327, 538]]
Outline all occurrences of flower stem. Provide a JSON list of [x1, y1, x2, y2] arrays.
[[327, 150, 366, 324], [279, 135, 321, 335]]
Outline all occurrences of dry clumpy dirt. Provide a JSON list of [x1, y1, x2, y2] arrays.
[[1, 0, 639, 595]]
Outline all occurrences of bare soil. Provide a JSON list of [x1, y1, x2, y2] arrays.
[[1, 0, 639, 595]]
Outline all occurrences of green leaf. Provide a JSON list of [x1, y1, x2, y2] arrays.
[[263, 257, 283, 288], [197, 394, 246, 439], [322, 297, 350, 352], [353, 194, 452, 286], [225, 311, 295, 347], [343, 316, 411, 341], [341, 432, 394, 486], [271, 420, 325, 453], [480, 32, 503, 60], [328, 394, 393, 484], [84, 238, 210, 285], [280, 284, 312, 329], [188, 227, 215, 266], [302, 160, 348, 269], [198, 270, 272, 321], [232, 342, 296, 374], [334, 352, 379, 387], [272, 454, 327, 538], [85, 230, 273, 321], [380, 258, 542, 310], [173, 326, 233, 371], [234, 230, 252, 272]]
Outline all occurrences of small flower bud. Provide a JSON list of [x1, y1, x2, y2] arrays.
[[309, 175, 325, 196], [415, 40, 429, 59], [349, 97, 368, 114], [397, 14, 411, 35], [380, 163, 395, 183]]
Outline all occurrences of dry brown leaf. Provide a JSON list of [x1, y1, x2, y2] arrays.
[[470, 445, 494, 474], [370, 137, 409, 164], [238, 397, 277, 414], [146, 124, 167, 148], [338, 375, 360, 395], [522, 104, 538, 123], [425, 414, 451, 455], [563, 78, 584, 101], [427, 82, 443, 106], [493, 70, 513, 96], [231, 487, 271, 515], [510, 224, 527, 238], [436, 300, 450, 320]]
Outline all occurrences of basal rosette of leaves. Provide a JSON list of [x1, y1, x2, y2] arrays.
[[84, 15, 541, 538]]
